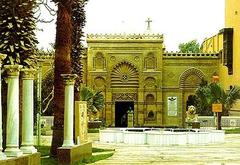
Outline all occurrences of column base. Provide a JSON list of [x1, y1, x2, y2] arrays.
[[4, 147, 23, 157], [0, 152, 6, 160], [20, 146, 37, 154], [62, 140, 74, 147]]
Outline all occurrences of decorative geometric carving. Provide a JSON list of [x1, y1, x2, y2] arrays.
[[167, 72, 175, 79], [110, 56, 116, 61], [94, 52, 105, 70], [145, 77, 156, 88], [179, 67, 205, 89], [87, 33, 163, 40], [112, 93, 137, 101], [145, 53, 156, 70], [111, 61, 139, 88], [134, 56, 140, 61]]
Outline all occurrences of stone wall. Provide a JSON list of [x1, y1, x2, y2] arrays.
[[198, 116, 240, 127]]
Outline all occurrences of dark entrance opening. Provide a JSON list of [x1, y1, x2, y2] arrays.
[[115, 101, 134, 127], [186, 95, 197, 111]]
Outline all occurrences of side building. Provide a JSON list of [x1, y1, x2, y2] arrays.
[[202, 0, 240, 115], [85, 33, 219, 127]]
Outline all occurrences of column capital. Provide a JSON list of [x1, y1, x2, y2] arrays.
[[0, 53, 6, 66], [4, 65, 23, 77], [21, 68, 36, 80], [61, 74, 78, 85]]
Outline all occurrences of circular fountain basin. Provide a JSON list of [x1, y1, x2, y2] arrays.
[[99, 128, 225, 145]]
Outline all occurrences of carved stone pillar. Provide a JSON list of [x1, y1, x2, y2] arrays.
[[20, 69, 37, 154], [61, 74, 77, 147], [0, 54, 6, 159], [4, 65, 23, 157]]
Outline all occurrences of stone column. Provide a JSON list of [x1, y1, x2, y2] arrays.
[[20, 69, 37, 154], [0, 54, 6, 159], [61, 74, 77, 147], [4, 65, 23, 157]]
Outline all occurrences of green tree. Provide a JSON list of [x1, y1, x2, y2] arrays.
[[0, 0, 38, 67], [0, 0, 38, 149], [195, 79, 240, 129], [178, 39, 200, 53], [195, 79, 213, 116]]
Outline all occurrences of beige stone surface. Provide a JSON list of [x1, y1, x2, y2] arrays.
[[91, 134, 240, 165], [75, 101, 88, 144]]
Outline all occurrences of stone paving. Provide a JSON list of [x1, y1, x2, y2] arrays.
[[91, 134, 240, 165]]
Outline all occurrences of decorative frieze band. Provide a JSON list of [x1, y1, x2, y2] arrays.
[[112, 93, 137, 101], [87, 33, 163, 40]]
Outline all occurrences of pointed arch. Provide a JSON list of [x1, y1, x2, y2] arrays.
[[179, 67, 205, 89]]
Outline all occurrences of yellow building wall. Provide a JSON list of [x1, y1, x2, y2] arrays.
[[222, 0, 240, 89], [202, 34, 223, 53], [202, 0, 240, 112]]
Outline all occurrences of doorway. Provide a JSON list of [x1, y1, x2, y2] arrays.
[[115, 101, 134, 127], [186, 95, 197, 111]]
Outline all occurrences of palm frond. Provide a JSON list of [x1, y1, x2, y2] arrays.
[[225, 86, 240, 109], [80, 86, 93, 101]]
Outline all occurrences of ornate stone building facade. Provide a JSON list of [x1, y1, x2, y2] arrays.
[[84, 33, 219, 127]]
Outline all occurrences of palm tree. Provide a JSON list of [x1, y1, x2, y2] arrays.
[[51, 0, 73, 156], [195, 80, 240, 129], [80, 86, 104, 113], [51, 0, 87, 156], [210, 83, 240, 129]]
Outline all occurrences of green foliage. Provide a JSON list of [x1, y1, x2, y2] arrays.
[[195, 79, 240, 115], [88, 128, 100, 133], [92, 147, 115, 153], [225, 127, 240, 134], [0, 0, 38, 67], [195, 80, 213, 115], [38, 146, 113, 165], [80, 86, 104, 113], [178, 39, 200, 53], [71, 0, 88, 91], [79, 153, 113, 164]]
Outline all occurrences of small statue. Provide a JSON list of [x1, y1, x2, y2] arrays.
[[186, 105, 198, 122]]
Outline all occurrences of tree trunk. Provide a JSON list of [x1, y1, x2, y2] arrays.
[[50, 2, 72, 157]]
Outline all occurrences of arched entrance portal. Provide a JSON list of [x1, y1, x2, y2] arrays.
[[111, 61, 139, 127], [115, 102, 134, 127]]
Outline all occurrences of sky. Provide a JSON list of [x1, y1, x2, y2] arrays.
[[36, 0, 225, 51]]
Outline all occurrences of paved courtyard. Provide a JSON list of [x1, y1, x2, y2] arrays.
[[91, 133, 240, 165]]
